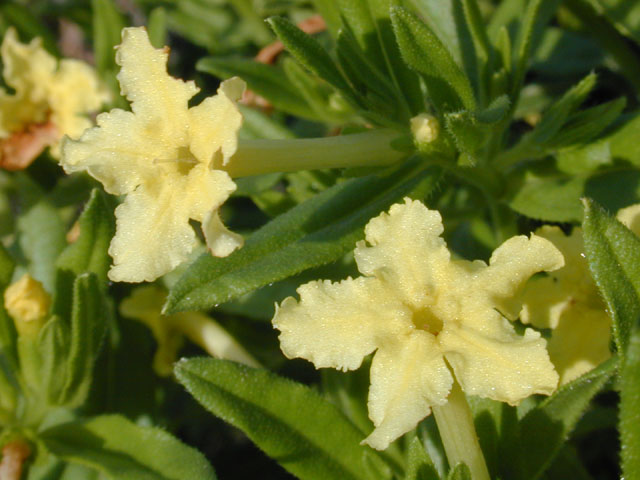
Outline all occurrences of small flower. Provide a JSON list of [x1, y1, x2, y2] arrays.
[[120, 285, 259, 376], [272, 198, 563, 450], [4, 274, 51, 338], [0, 28, 107, 168], [61, 27, 246, 282], [520, 204, 640, 385]]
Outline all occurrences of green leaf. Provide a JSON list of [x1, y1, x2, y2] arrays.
[[405, 435, 439, 480], [165, 162, 441, 313], [336, 0, 423, 114], [620, 324, 640, 478], [507, 166, 640, 222], [41, 414, 216, 480], [175, 357, 375, 480], [583, 199, 640, 354], [56, 189, 115, 281], [0, 244, 14, 289], [17, 201, 66, 293], [59, 274, 106, 407], [502, 358, 617, 480], [511, 0, 561, 96], [147, 7, 167, 48], [267, 17, 358, 104], [197, 57, 321, 121], [556, 112, 640, 173], [92, 0, 126, 75], [390, 6, 476, 112], [447, 463, 471, 480], [39, 316, 70, 404], [582, 0, 640, 44]]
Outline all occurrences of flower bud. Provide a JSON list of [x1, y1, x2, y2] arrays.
[[410, 113, 440, 147], [4, 274, 50, 338]]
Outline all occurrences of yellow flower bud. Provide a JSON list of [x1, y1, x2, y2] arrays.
[[410, 113, 439, 146], [4, 274, 50, 338]]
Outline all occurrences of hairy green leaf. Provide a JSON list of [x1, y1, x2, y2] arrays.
[[583, 199, 640, 354], [405, 435, 439, 480], [41, 415, 216, 480], [391, 6, 476, 111], [165, 162, 440, 313], [502, 358, 616, 480], [175, 357, 376, 480]]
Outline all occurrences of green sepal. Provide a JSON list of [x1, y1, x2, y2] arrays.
[[390, 6, 477, 112], [582, 198, 640, 355], [40, 414, 217, 480], [501, 357, 617, 480], [164, 162, 441, 313], [175, 357, 381, 480]]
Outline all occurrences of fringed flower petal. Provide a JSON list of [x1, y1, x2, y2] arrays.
[[274, 277, 412, 371], [354, 198, 449, 308], [440, 318, 558, 404], [364, 330, 452, 450]]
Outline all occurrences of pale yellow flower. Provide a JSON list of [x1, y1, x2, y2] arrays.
[[273, 198, 563, 450], [120, 285, 259, 376], [61, 27, 245, 282], [0, 28, 107, 162], [521, 204, 640, 385], [4, 274, 50, 338]]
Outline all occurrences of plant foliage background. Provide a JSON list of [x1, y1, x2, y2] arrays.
[[0, 0, 639, 478]]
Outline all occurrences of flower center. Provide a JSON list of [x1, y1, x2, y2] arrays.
[[412, 307, 443, 336], [153, 146, 198, 175]]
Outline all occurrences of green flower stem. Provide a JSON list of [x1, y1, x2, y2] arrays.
[[167, 313, 261, 369], [223, 129, 405, 178], [432, 380, 490, 480]]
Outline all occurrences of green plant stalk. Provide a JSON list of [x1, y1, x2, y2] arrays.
[[223, 129, 405, 178], [432, 380, 490, 480], [168, 313, 261, 369]]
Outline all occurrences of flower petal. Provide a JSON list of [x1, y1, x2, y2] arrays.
[[115, 27, 197, 142], [545, 305, 611, 385], [189, 77, 245, 166], [202, 210, 244, 257], [354, 198, 450, 308], [441, 317, 558, 404], [475, 233, 564, 320], [273, 277, 412, 371], [364, 330, 452, 450], [108, 179, 197, 282], [61, 109, 161, 194], [617, 203, 640, 236]]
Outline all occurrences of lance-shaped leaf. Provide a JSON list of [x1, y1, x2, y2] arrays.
[[175, 357, 380, 480], [58, 273, 106, 407], [405, 434, 439, 480], [583, 199, 640, 354], [41, 414, 216, 480], [165, 163, 441, 314], [582, 199, 640, 478], [501, 357, 617, 480], [267, 16, 360, 106], [390, 6, 476, 112]]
